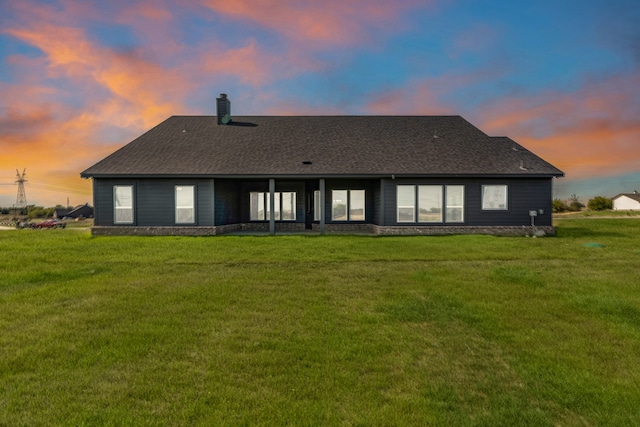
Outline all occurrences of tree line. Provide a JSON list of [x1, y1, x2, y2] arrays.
[[552, 195, 612, 213], [0, 205, 66, 219]]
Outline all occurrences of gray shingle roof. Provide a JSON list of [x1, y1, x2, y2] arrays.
[[80, 116, 564, 178]]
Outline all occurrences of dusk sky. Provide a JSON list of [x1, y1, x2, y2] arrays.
[[1, 0, 639, 208]]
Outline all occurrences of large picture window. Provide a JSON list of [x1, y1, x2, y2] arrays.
[[396, 185, 461, 223], [250, 192, 296, 221], [175, 185, 195, 224], [419, 185, 443, 222], [114, 185, 133, 224], [482, 185, 508, 210], [332, 190, 365, 221]]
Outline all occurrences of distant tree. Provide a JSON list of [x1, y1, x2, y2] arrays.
[[588, 196, 613, 211], [27, 206, 46, 219], [552, 198, 568, 213], [27, 206, 55, 219], [567, 194, 584, 212]]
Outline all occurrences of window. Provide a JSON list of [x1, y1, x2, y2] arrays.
[[395, 184, 460, 223], [281, 192, 296, 221], [250, 192, 296, 221], [397, 185, 415, 222], [250, 192, 266, 221], [175, 185, 195, 224], [418, 185, 443, 222], [349, 190, 365, 221], [445, 185, 464, 223], [114, 185, 133, 224], [314, 190, 322, 221], [332, 190, 348, 221], [332, 190, 365, 221], [482, 185, 508, 210]]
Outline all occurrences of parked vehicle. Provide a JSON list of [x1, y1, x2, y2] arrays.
[[35, 219, 66, 229], [15, 220, 36, 229]]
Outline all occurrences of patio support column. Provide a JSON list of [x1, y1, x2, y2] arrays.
[[269, 178, 275, 235], [379, 179, 385, 226], [211, 179, 215, 226], [319, 178, 325, 235]]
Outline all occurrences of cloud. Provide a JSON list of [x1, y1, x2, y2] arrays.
[[0, 0, 319, 205], [197, 0, 429, 45], [477, 71, 640, 180], [363, 67, 506, 116], [1, 1, 180, 205], [364, 83, 453, 116]]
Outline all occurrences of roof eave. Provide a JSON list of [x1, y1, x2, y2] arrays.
[[81, 172, 565, 179]]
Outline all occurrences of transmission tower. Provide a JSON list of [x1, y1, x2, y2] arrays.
[[15, 168, 27, 208]]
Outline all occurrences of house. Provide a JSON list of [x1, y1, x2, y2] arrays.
[[80, 94, 564, 236], [53, 208, 70, 219], [612, 192, 640, 210], [54, 203, 94, 219]]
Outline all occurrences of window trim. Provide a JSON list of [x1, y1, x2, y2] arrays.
[[445, 185, 465, 223], [314, 190, 322, 221], [349, 189, 365, 221], [332, 189, 366, 222], [482, 184, 508, 211], [418, 185, 443, 223], [397, 185, 416, 223], [250, 191, 296, 221], [280, 191, 296, 221], [395, 184, 463, 224], [113, 185, 134, 224], [175, 185, 196, 224], [332, 190, 348, 221]]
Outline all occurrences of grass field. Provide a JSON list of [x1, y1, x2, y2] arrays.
[[1, 219, 639, 426]]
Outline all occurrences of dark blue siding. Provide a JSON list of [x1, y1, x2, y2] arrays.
[[323, 179, 377, 224], [214, 180, 240, 226], [93, 178, 215, 226], [92, 177, 555, 229], [197, 180, 215, 226], [381, 178, 554, 227]]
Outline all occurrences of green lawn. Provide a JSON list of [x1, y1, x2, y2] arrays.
[[1, 219, 639, 426]]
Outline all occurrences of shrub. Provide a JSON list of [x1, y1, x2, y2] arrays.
[[588, 196, 613, 211], [567, 194, 584, 212], [552, 198, 568, 213]]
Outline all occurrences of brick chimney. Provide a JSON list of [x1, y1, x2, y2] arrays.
[[216, 93, 231, 125]]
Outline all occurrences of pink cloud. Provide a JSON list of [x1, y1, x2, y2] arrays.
[[477, 72, 640, 179], [365, 83, 453, 116], [363, 69, 503, 116], [198, 0, 429, 45]]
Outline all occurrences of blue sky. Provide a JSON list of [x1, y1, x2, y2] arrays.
[[1, 0, 639, 207]]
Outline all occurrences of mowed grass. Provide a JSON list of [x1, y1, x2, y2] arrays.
[[1, 219, 639, 426]]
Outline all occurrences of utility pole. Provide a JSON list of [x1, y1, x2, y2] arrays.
[[15, 168, 27, 208]]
